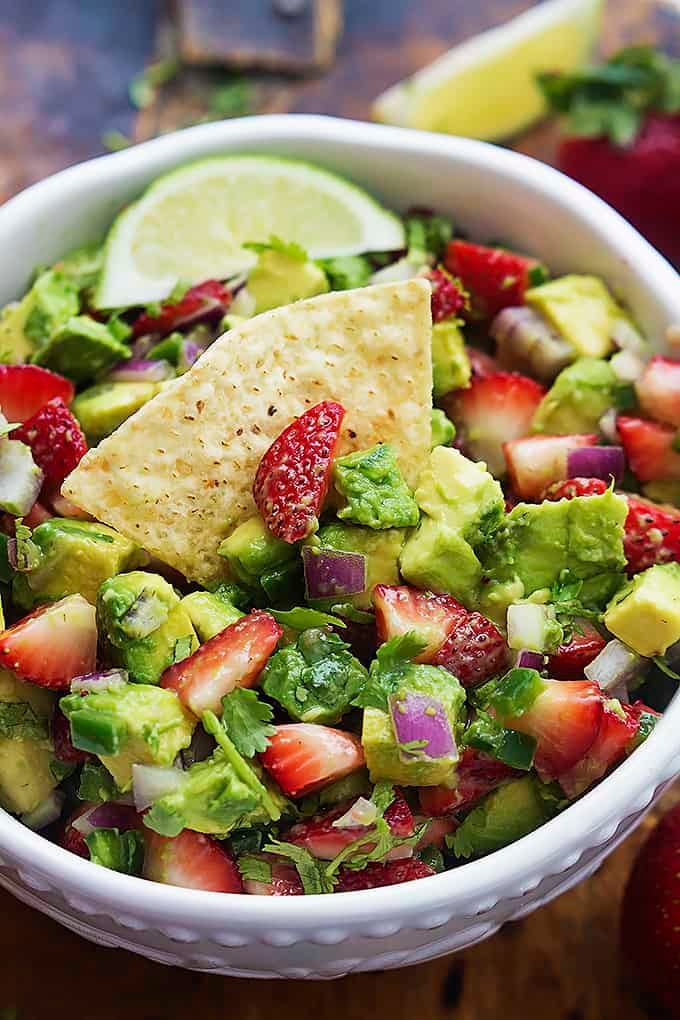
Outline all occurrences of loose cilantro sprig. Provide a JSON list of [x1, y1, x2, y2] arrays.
[[237, 855, 272, 885], [262, 839, 336, 895], [268, 606, 346, 631], [219, 689, 275, 758], [352, 632, 427, 712]]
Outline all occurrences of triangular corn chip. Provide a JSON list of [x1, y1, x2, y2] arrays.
[[63, 280, 433, 583]]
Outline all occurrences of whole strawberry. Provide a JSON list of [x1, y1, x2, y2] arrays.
[[539, 47, 680, 266]]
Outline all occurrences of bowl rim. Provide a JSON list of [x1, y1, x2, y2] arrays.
[[1, 113, 680, 928]]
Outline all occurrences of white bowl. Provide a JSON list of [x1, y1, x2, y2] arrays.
[[1, 115, 679, 980]]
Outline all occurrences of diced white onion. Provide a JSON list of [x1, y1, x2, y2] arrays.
[[507, 603, 554, 653], [229, 286, 256, 317], [132, 764, 186, 812], [584, 638, 645, 692], [611, 318, 648, 358], [610, 349, 645, 382], [331, 797, 377, 830], [599, 407, 620, 444], [370, 257, 424, 285]]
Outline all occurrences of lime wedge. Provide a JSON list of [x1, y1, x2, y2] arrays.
[[95, 156, 404, 309], [373, 0, 602, 141]]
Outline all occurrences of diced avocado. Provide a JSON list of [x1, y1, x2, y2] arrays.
[[362, 665, 465, 786], [431, 408, 455, 449], [400, 518, 482, 606], [451, 776, 561, 859], [532, 358, 618, 434], [98, 571, 198, 685], [604, 562, 680, 657], [0, 669, 57, 814], [60, 682, 195, 791], [333, 444, 419, 530], [642, 481, 680, 507], [71, 381, 161, 443], [0, 439, 42, 516], [218, 514, 298, 591], [32, 315, 130, 384], [413, 446, 504, 549], [248, 249, 329, 314], [180, 590, 243, 642], [318, 255, 373, 291], [57, 244, 103, 292], [431, 320, 471, 398], [12, 519, 141, 609], [525, 275, 623, 359], [0, 294, 33, 363], [506, 602, 563, 653], [315, 522, 405, 610], [24, 269, 79, 350]]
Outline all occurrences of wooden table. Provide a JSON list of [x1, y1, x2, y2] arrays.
[[0, 2, 679, 1016]]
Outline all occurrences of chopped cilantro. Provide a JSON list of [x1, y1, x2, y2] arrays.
[[237, 855, 272, 885], [318, 255, 372, 291], [527, 264, 550, 287], [612, 381, 637, 412], [49, 758, 76, 783], [85, 828, 144, 876], [0, 702, 48, 742], [405, 212, 453, 260], [463, 711, 536, 770], [263, 839, 336, 894], [269, 606, 346, 631], [219, 689, 275, 758], [244, 236, 308, 262], [329, 603, 375, 625], [352, 632, 427, 712], [77, 762, 121, 803]]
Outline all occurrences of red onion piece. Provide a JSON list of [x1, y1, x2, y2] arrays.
[[132, 764, 186, 812], [73, 801, 139, 836], [515, 650, 546, 671], [178, 338, 206, 372], [70, 669, 128, 694], [106, 358, 174, 384], [390, 692, 456, 760], [567, 445, 625, 483], [303, 547, 367, 599]]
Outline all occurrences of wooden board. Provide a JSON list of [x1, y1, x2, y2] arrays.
[[0, 2, 679, 1017]]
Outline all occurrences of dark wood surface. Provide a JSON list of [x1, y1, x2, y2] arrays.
[[1, 1, 679, 1017]]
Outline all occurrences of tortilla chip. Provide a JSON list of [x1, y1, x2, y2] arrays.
[[63, 280, 433, 583]]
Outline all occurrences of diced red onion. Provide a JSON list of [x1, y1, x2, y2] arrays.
[[390, 692, 456, 760], [515, 649, 546, 671], [611, 317, 648, 357], [490, 306, 573, 382], [132, 764, 186, 812], [106, 358, 174, 384], [178, 339, 204, 372], [21, 790, 65, 830], [598, 408, 620, 444], [303, 547, 367, 599], [72, 801, 139, 836], [70, 669, 128, 694], [610, 349, 645, 383], [331, 797, 377, 829], [567, 445, 625, 483], [584, 639, 645, 692]]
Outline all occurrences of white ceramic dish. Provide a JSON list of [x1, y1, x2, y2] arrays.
[[0, 115, 679, 980]]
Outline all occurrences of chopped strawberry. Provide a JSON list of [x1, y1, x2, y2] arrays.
[[413, 814, 458, 849], [144, 829, 243, 893], [432, 611, 510, 688], [334, 858, 435, 892], [503, 433, 598, 501], [547, 622, 607, 681], [61, 805, 92, 859], [22, 501, 53, 528], [242, 856, 304, 896], [259, 723, 365, 798], [559, 701, 644, 799], [445, 372, 545, 477], [542, 477, 608, 501], [253, 400, 345, 543], [160, 610, 282, 716], [284, 793, 413, 860], [466, 345, 500, 380], [444, 240, 539, 320], [52, 708, 93, 764], [418, 748, 517, 816], [0, 594, 97, 688], [623, 495, 680, 574], [373, 584, 465, 661], [499, 678, 603, 780], [617, 415, 680, 482], [0, 364, 74, 423], [425, 267, 468, 322], [12, 398, 87, 491], [130, 279, 231, 339], [636, 356, 680, 428]]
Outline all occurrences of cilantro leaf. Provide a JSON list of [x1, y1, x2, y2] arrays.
[[85, 828, 144, 876], [244, 236, 308, 262], [263, 839, 336, 894], [463, 711, 536, 770], [77, 762, 121, 803], [352, 632, 427, 712], [550, 569, 603, 632], [219, 689, 275, 758], [269, 607, 346, 631], [370, 780, 396, 817], [237, 854, 272, 884], [0, 702, 48, 742], [318, 256, 372, 291], [405, 212, 453, 260], [49, 757, 77, 783], [330, 603, 375, 624]]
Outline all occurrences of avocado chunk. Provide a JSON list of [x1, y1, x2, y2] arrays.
[[180, 590, 243, 642], [431, 320, 471, 398], [248, 248, 329, 314], [56, 244, 103, 293], [431, 408, 455, 449], [0, 439, 42, 517], [604, 562, 680, 657], [24, 269, 79, 351], [0, 669, 57, 814], [451, 776, 562, 859], [532, 358, 618, 434], [361, 663, 465, 786], [60, 682, 195, 792], [0, 294, 34, 363], [98, 571, 198, 685], [333, 444, 419, 530], [71, 380, 162, 444], [32, 315, 130, 384], [315, 522, 405, 610], [218, 514, 298, 592], [525, 275, 624, 359], [400, 518, 483, 605], [263, 628, 368, 724], [12, 519, 141, 609]]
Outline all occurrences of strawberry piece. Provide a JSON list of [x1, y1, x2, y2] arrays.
[[542, 477, 608, 501], [253, 401, 345, 543], [160, 610, 282, 716], [0, 364, 74, 423], [373, 584, 465, 661], [12, 398, 87, 491], [259, 723, 365, 798], [242, 856, 304, 896], [444, 240, 539, 320], [547, 622, 607, 681], [445, 372, 545, 477], [500, 678, 603, 780], [621, 800, 680, 1014], [559, 700, 645, 799], [636, 356, 680, 428], [623, 495, 680, 574], [52, 708, 93, 764], [22, 501, 53, 528], [425, 267, 468, 322], [414, 814, 458, 849], [0, 594, 97, 688], [334, 858, 435, 892], [466, 346, 500, 380], [432, 611, 510, 688], [617, 415, 680, 482], [130, 279, 231, 339], [418, 748, 517, 816], [144, 828, 243, 893], [61, 805, 92, 859], [284, 793, 413, 860], [503, 433, 598, 501]]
